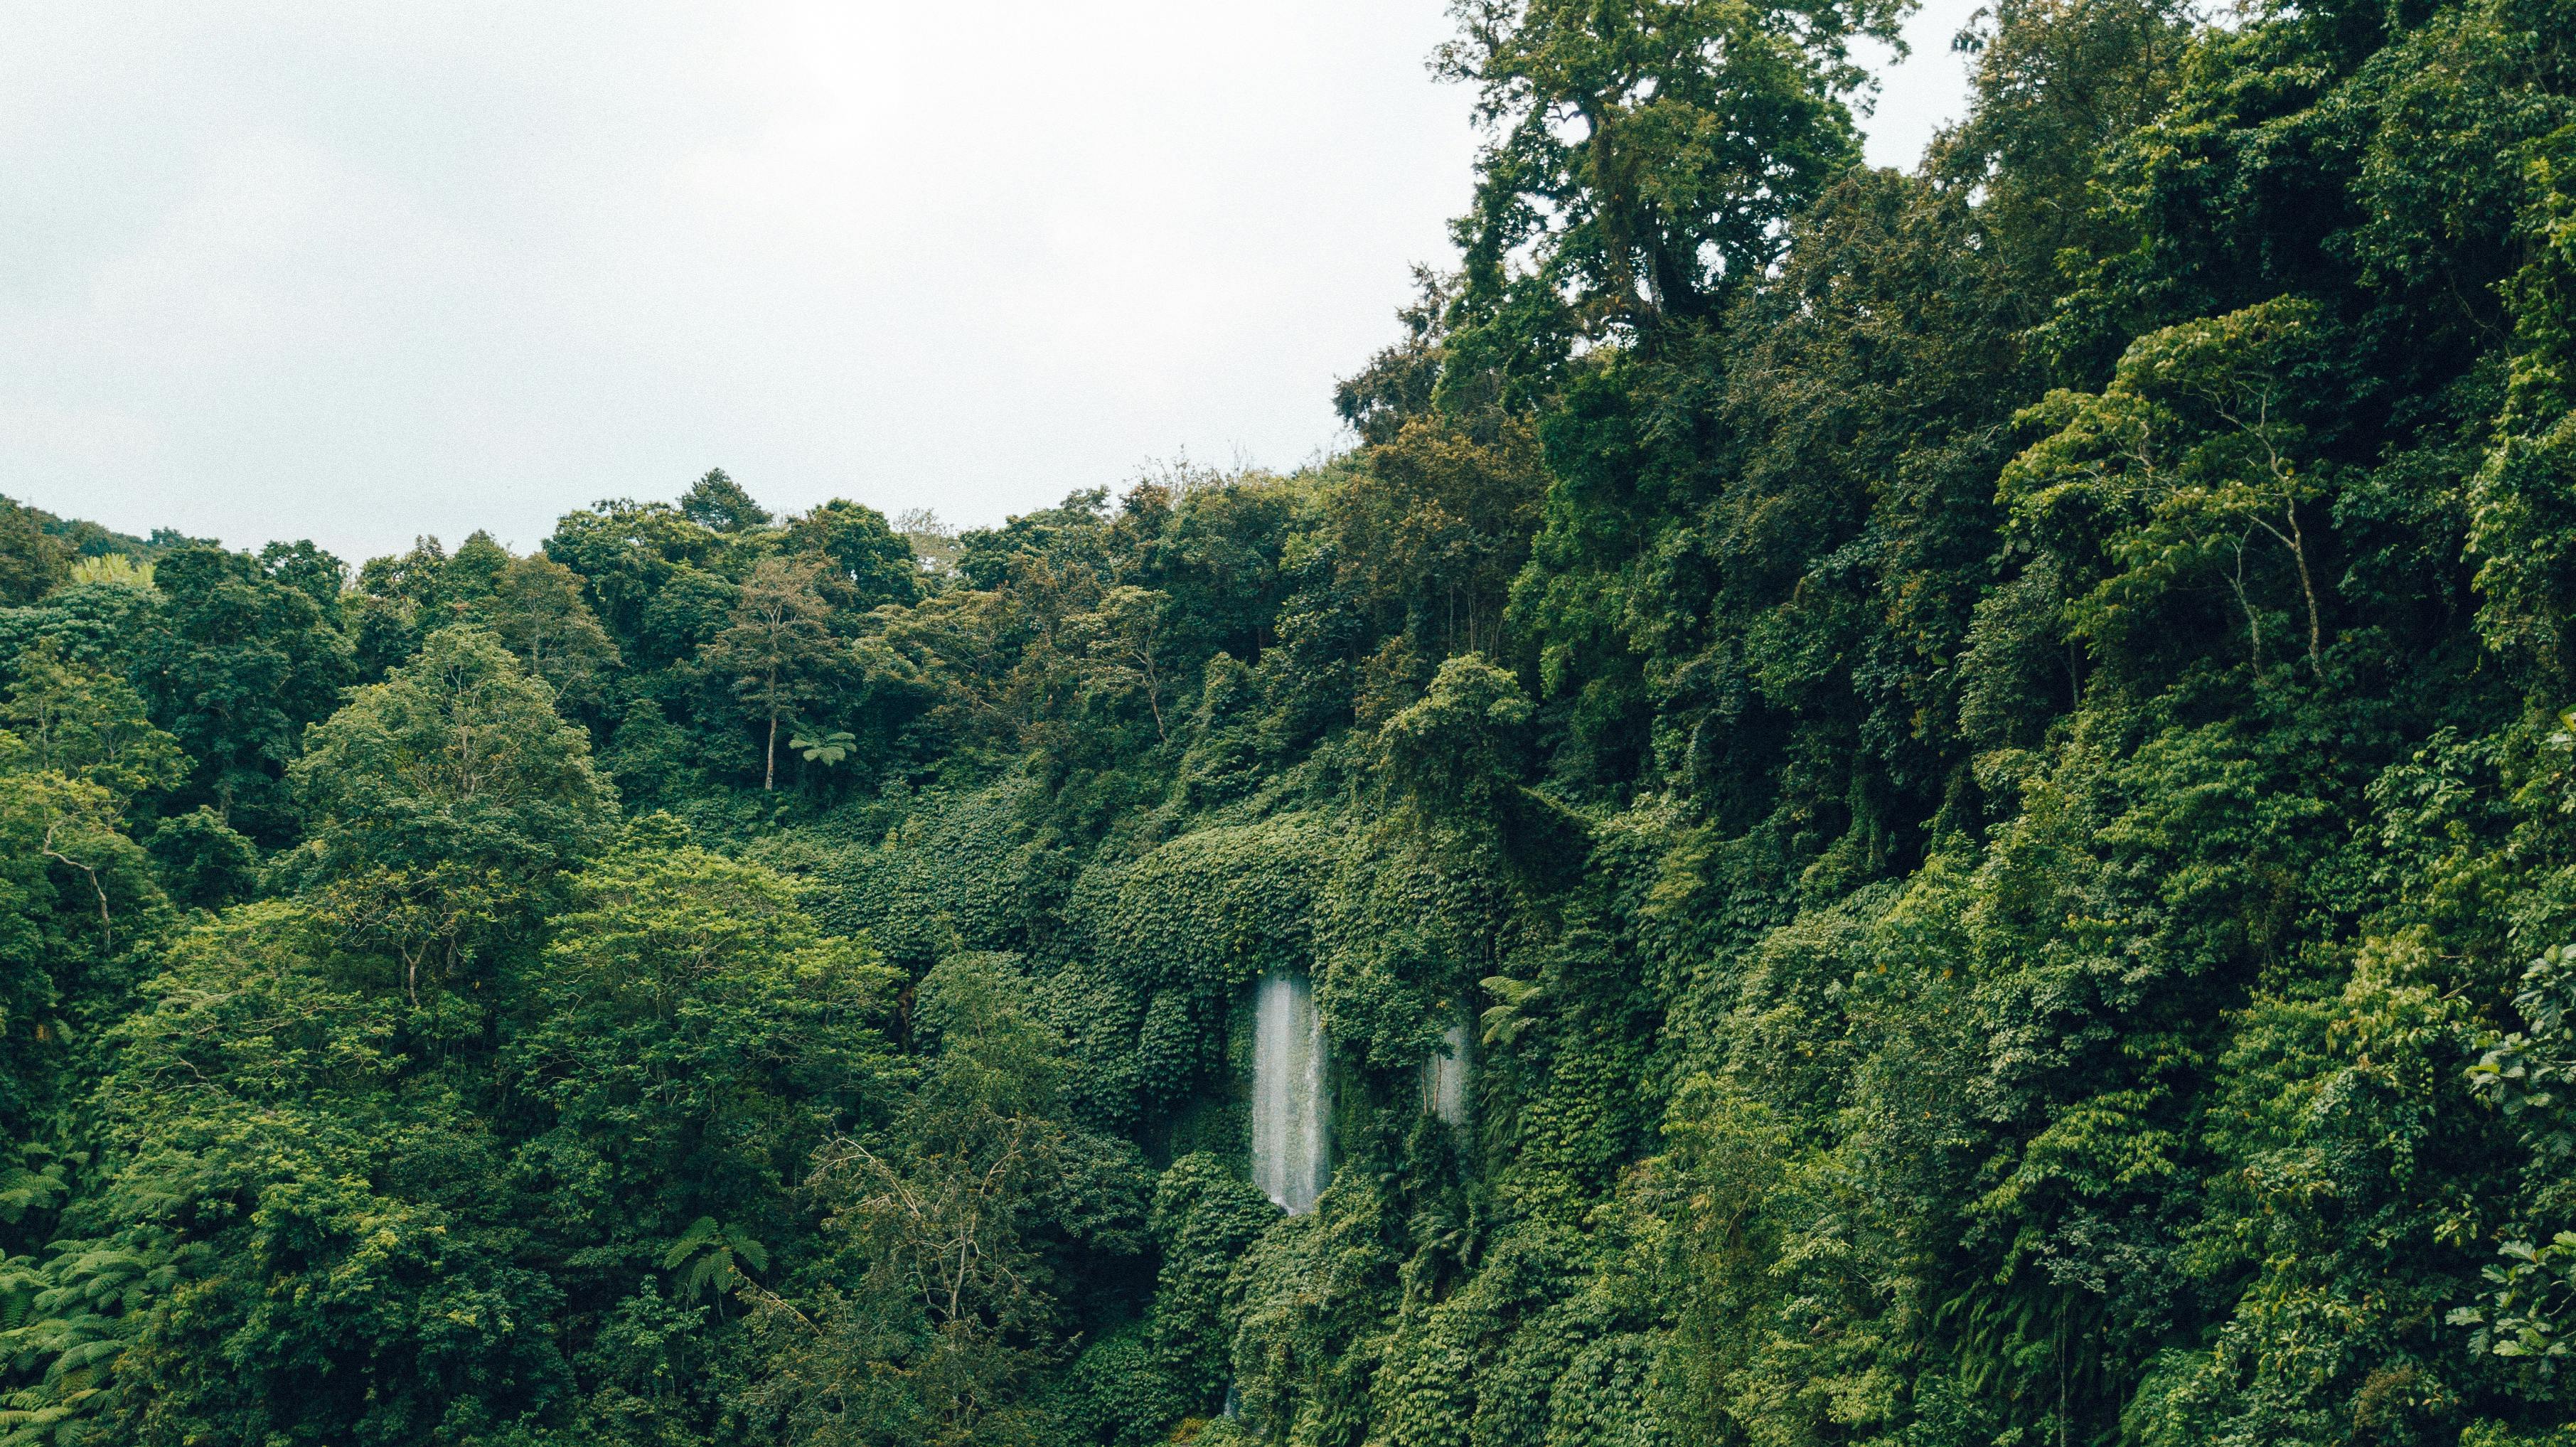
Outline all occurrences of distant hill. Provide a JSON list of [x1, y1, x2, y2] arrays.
[[0, 492, 209, 603], [17, 496, 203, 560]]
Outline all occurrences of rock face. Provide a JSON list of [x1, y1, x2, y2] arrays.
[[1251, 970, 1330, 1214]]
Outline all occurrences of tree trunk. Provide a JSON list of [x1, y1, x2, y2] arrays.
[[765, 709, 778, 791], [2287, 499, 2323, 677]]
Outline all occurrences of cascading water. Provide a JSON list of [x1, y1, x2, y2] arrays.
[[1421, 1022, 1471, 1128], [1250, 970, 1330, 1214]]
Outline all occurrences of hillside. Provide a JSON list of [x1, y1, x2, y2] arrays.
[[4, 1, 2576, 1443]]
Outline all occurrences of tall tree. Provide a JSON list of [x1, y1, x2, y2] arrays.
[[789, 500, 922, 612], [680, 468, 774, 533], [1438, 0, 1904, 340], [483, 552, 623, 705], [710, 556, 840, 790], [289, 624, 616, 1003]]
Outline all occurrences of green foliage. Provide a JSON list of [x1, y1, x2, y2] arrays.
[[1145, 1154, 1278, 1419], [0, 498, 70, 607], [289, 624, 616, 1003], [1379, 655, 1530, 824], [664, 1218, 773, 1302], [710, 556, 840, 790], [62, 555, 151, 593], [2002, 297, 2343, 680], [134, 542, 351, 843], [1437, 0, 1900, 334], [845, 779, 1058, 971], [143, 807, 260, 912], [508, 833, 897, 1237], [681, 469, 773, 534], [1, 641, 185, 803], [787, 500, 920, 612], [742, 953, 1139, 1447], [793, 730, 857, 767], [17, 0, 2576, 1440]]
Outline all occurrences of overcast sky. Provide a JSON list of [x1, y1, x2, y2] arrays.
[[2, 1, 1982, 564]]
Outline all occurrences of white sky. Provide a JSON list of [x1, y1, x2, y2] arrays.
[[1, 1, 1980, 564]]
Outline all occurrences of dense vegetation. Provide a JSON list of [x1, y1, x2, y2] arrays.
[[8, 0, 2576, 1441]]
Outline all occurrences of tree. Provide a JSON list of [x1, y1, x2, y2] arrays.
[[1, 640, 186, 803], [747, 955, 1081, 1447], [793, 729, 857, 767], [31, 900, 579, 1447], [255, 538, 346, 616], [850, 586, 1027, 760], [2474, 128, 2576, 689], [680, 468, 774, 533], [1334, 415, 1546, 661], [134, 543, 351, 843], [289, 625, 616, 1003], [2000, 297, 2339, 680], [1073, 586, 1176, 745], [0, 758, 164, 1130], [541, 498, 721, 652], [1437, 0, 1902, 338], [510, 829, 897, 1244], [1929, 0, 2193, 305], [0, 498, 70, 606], [145, 806, 260, 912], [709, 556, 840, 790], [789, 500, 922, 612], [483, 552, 622, 705], [1379, 652, 1534, 823]]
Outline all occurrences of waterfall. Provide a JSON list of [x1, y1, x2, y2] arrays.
[[1421, 1022, 1470, 1127], [1250, 970, 1330, 1213]]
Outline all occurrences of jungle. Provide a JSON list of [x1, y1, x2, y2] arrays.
[[7, 0, 2576, 1442]]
